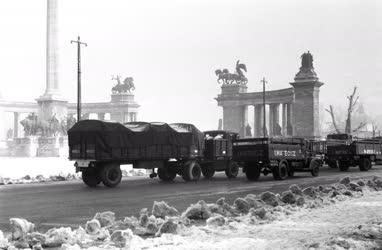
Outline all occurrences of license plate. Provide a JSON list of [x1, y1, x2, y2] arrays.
[[76, 160, 91, 167]]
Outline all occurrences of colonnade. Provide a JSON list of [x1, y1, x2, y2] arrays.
[[251, 102, 293, 137]]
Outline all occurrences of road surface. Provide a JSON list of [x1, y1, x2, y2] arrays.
[[1, 166, 381, 232]]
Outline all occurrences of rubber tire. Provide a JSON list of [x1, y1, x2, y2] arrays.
[[338, 161, 349, 172], [100, 164, 122, 188], [245, 163, 261, 181], [201, 166, 215, 179], [225, 161, 239, 179], [288, 167, 295, 177], [182, 161, 202, 181], [82, 167, 101, 187], [273, 161, 288, 180], [158, 167, 176, 181], [310, 159, 321, 177], [359, 158, 371, 172], [327, 160, 338, 169]]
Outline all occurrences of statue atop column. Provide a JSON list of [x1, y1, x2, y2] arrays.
[[301, 51, 314, 69], [294, 51, 318, 81], [215, 60, 248, 85]]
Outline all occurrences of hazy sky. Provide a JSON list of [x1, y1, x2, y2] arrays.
[[0, 0, 381, 130]]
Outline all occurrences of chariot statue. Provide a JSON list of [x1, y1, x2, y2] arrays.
[[215, 60, 248, 85], [111, 75, 135, 93]]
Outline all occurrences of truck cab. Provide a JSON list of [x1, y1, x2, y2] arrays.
[[200, 130, 240, 179]]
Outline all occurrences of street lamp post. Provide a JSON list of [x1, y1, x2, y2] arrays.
[[71, 36, 87, 122]]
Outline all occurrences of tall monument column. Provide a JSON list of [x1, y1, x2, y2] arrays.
[[290, 51, 323, 138], [36, 0, 67, 122]]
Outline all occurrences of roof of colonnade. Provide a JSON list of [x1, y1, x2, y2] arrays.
[[216, 87, 294, 107]]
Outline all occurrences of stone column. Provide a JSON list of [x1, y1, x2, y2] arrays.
[[282, 103, 287, 136], [13, 112, 19, 138], [286, 103, 293, 136], [45, 0, 59, 96], [274, 104, 280, 135], [254, 104, 263, 137], [98, 113, 105, 121], [290, 81, 323, 138], [222, 105, 248, 138], [269, 105, 275, 136]]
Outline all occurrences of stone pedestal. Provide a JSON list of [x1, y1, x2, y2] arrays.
[[11, 137, 38, 157], [290, 67, 323, 138], [220, 84, 247, 95], [36, 137, 60, 157], [111, 93, 135, 103], [36, 96, 68, 122], [217, 84, 248, 137]]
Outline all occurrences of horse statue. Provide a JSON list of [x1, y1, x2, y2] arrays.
[[111, 75, 123, 93], [123, 77, 135, 92], [215, 60, 248, 85], [112, 75, 136, 93]]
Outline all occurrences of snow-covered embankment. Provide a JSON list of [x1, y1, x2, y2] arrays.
[[1, 176, 382, 249]]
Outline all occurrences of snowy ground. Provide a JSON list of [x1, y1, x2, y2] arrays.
[[1, 176, 381, 250], [0, 157, 146, 184]]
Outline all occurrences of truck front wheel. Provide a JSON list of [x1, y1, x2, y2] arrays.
[[182, 161, 201, 181], [310, 159, 321, 177], [359, 158, 371, 171], [201, 165, 215, 179], [82, 168, 101, 187], [225, 161, 239, 179], [245, 163, 260, 181], [273, 161, 288, 180], [158, 167, 176, 181], [100, 163, 122, 188]]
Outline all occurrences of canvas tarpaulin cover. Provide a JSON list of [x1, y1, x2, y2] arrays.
[[68, 120, 204, 159]]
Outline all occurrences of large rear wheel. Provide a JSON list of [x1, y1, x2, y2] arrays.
[[245, 162, 261, 181], [273, 161, 288, 180], [327, 159, 338, 169], [158, 167, 176, 181], [82, 167, 101, 187], [338, 161, 349, 172], [225, 161, 239, 179], [182, 161, 202, 181], [359, 158, 371, 171], [100, 163, 122, 188]]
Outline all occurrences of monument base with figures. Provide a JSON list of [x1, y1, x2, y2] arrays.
[[36, 137, 60, 157]]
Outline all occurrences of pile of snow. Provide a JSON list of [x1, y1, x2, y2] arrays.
[[1, 175, 382, 249], [0, 158, 148, 185]]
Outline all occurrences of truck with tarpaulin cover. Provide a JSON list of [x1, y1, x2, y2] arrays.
[[326, 134, 382, 172], [68, 120, 240, 187], [232, 137, 322, 181]]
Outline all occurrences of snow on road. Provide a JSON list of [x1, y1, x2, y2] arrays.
[[1, 176, 381, 250], [0, 157, 144, 184]]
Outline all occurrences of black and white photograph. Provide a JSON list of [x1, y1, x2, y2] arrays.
[[0, 0, 381, 249]]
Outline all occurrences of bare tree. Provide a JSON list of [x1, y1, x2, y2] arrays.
[[325, 105, 340, 134], [326, 86, 366, 134], [372, 123, 378, 138], [345, 87, 360, 134]]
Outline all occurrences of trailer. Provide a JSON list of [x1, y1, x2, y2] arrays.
[[68, 120, 205, 187], [233, 137, 322, 181], [326, 134, 382, 172], [68, 121, 242, 187], [201, 130, 240, 179]]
